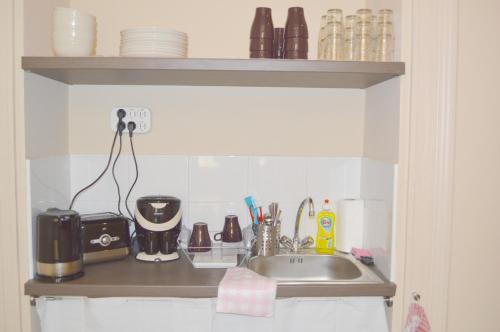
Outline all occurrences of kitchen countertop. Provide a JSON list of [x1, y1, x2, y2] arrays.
[[25, 252, 396, 298]]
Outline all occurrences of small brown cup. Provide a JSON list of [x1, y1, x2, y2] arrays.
[[250, 38, 273, 51], [214, 215, 242, 243], [284, 50, 308, 59], [250, 7, 274, 39], [284, 7, 308, 38], [285, 37, 308, 52], [273, 28, 285, 59], [250, 50, 274, 58], [188, 222, 211, 252]]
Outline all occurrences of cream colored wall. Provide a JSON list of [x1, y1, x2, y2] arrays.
[[65, 0, 369, 157], [24, 0, 69, 55], [68, 85, 365, 156], [69, 0, 366, 59], [447, 0, 500, 330], [24, 0, 70, 159]]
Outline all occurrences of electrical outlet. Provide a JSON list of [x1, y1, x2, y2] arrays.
[[110, 107, 151, 134]]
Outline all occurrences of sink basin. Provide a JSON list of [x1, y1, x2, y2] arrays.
[[247, 251, 383, 284]]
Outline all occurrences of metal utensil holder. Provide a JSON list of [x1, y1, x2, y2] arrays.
[[254, 223, 278, 256]]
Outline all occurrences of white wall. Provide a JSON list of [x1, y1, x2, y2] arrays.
[[25, 73, 68, 158], [446, 0, 500, 330], [68, 155, 364, 242]]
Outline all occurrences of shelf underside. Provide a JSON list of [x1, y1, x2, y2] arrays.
[[22, 57, 405, 88]]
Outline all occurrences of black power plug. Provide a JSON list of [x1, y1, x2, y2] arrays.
[[127, 121, 137, 137], [116, 109, 126, 120], [116, 109, 127, 136]]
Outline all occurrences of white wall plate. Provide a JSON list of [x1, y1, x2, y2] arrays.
[[110, 107, 151, 134]]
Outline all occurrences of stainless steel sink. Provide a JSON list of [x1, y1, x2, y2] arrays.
[[247, 251, 383, 284]]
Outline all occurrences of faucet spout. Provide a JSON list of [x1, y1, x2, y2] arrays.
[[292, 197, 315, 252]]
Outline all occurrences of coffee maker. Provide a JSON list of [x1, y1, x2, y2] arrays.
[[134, 196, 182, 262], [35, 208, 84, 282]]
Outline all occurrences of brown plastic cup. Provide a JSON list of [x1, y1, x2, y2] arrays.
[[285, 37, 308, 52], [188, 222, 211, 252], [284, 50, 308, 59], [250, 7, 274, 39], [250, 38, 273, 52], [285, 7, 308, 38], [273, 27, 285, 59], [250, 50, 274, 58], [214, 215, 242, 243]]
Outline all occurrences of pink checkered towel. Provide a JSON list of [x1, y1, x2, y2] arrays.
[[216, 267, 277, 317]]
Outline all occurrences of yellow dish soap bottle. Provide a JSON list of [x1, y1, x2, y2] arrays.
[[316, 199, 335, 255]]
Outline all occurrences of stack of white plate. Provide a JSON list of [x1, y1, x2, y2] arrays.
[[120, 27, 188, 57], [53, 7, 97, 56]]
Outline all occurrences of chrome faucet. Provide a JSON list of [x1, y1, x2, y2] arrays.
[[280, 197, 315, 253]]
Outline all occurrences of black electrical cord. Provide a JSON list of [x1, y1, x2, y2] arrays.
[[111, 133, 123, 215], [125, 122, 139, 220], [69, 130, 119, 210]]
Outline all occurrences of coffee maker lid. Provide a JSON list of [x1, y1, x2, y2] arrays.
[[135, 195, 182, 232], [136, 195, 180, 204]]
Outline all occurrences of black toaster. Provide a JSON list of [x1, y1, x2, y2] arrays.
[[81, 213, 131, 264]]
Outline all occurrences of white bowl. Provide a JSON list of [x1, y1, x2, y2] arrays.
[[53, 21, 96, 31], [53, 42, 95, 56], [53, 14, 96, 37], [53, 38, 96, 46], [53, 28, 95, 36], [54, 7, 96, 19], [53, 33, 95, 42], [54, 11, 96, 28]]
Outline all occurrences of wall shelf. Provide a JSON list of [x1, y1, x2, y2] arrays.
[[22, 57, 404, 88]]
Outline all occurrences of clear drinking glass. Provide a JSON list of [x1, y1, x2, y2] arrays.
[[327, 9, 343, 24], [378, 9, 393, 24], [344, 15, 360, 61], [355, 37, 372, 61], [376, 33, 394, 61], [344, 37, 356, 61], [317, 15, 327, 59], [377, 22, 394, 35], [326, 21, 344, 60], [355, 21, 372, 61], [345, 15, 360, 29], [356, 9, 373, 22], [370, 15, 378, 61], [375, 9, 394, 62]]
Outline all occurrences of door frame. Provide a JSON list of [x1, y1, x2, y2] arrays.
[[0, 0, 25, 331], [392, 0, 458, 330]]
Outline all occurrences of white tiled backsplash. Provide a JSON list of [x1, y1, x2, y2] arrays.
[[69, 155, 364, 236], [28, 155, 396, 277]]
